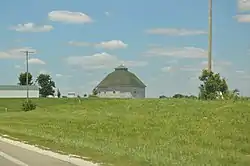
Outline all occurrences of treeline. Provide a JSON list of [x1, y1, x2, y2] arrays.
[[18, 72, 61, 98], [159, 94, 197, 99], [159, 69, 249, 100]]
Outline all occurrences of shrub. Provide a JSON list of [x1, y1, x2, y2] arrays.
[[88, 95, 99, 98], [22, 100, 36, 112]]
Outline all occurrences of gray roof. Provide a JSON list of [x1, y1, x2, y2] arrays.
[[96, 65, 146, 88], [0, 85, 39, 90]]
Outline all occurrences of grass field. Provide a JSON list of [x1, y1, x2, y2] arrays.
[[0, 98, 250, 166]]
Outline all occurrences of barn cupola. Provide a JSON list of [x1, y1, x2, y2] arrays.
[[115, 64, 128, 71]]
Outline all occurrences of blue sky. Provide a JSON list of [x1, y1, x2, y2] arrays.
[[0, 0, 249, 97]]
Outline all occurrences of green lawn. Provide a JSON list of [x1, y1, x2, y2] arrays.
[[0, 98, 250, 166]]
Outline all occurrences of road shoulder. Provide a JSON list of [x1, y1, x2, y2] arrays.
[[0, 135, 99, 166]]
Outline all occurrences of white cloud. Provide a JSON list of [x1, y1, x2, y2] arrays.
[[28, 58, 46, 65], [218, 61, 232, 66], [166, 59, 178, 64], [95, 40, 128, 49], [145, 47, 207, 58], [68, 41, 91, 47], [0, 47, 36, 59], [201, 60, 232, 67], [145, 28, 207, 36], [10, 23, 53, 32], [238, 0, 250, 11], [234, 14, 250, 22], [66, 52, 117, 70], [55, 74, 71, 78], [179, 67, 201, 72], [161, 65, 201, 73], [14, 39, 26, 43], [39, 70, 50, 75], [236, 70, 245, 73], [68, 40, 128, 49], [14, 65, 21, 69], [48, 10, 93, 24], [120, 61, 148, 67], [66, 52, 147, 70], [56, 74, 63, 77], [161, 66, 173, 72], [161, 59, 231, 74], [185, 60, 232, 73], [105, 12, 110, 16]]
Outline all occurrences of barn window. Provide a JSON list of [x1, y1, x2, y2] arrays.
[[113, 91, 116, 94], [134, 90, 136, 94]]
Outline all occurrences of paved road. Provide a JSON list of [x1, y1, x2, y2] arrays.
[[0, 156, 20, 166], [0, 140, 77, 166]]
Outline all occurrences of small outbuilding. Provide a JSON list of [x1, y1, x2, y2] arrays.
[[67, 92, 76, 98], [95, 65, 146, 98], [0, 85, 39, 98]]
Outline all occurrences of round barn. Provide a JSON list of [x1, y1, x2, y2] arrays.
[[95, 65, 146, 98]]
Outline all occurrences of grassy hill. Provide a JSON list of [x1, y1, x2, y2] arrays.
[[0, 98, 250, 166]]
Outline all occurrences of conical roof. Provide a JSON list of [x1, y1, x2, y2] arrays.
[[96, 65, 146, 88]]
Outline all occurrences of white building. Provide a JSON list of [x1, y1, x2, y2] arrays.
[[67, 92, 76, 98], [95, 65, 146, 98], [98, 91, 133, 98], [0, 85, 39, 98]]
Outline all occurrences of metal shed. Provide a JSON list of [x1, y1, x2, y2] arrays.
[[0, 85, 39, 98]]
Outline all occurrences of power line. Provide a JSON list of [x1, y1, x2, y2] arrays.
[[20, 50, 35, 102]]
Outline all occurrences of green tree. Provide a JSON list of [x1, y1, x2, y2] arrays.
[[224, 89, 240, 100], [173, 94, 184, 98], [198, 69, 229, 100], [189, 95, 198, 99], [57, 88, 61, 98], [36, 74, 56, 97], [18, 72, 33, 85], [233, 89, 240, 96], [159, 95, 167, 99]]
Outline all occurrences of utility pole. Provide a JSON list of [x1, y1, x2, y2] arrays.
[[208, 0, 212, 72], [21, 50, 34, 102]]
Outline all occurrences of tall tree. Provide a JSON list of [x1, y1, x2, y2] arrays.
[[36, 74, 56, 97], [18, 72, 33, 85], [199, 69, 229, 100]]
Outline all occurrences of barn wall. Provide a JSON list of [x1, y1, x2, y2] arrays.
[[97, 86, 145, 98], [0, 90, 39, 98]]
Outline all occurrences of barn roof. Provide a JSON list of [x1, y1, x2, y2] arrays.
[[96, 65, 146, 88], [0, 85, 39, 90]]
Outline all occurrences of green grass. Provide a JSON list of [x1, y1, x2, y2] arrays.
[[0, 98, 250, 166]]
